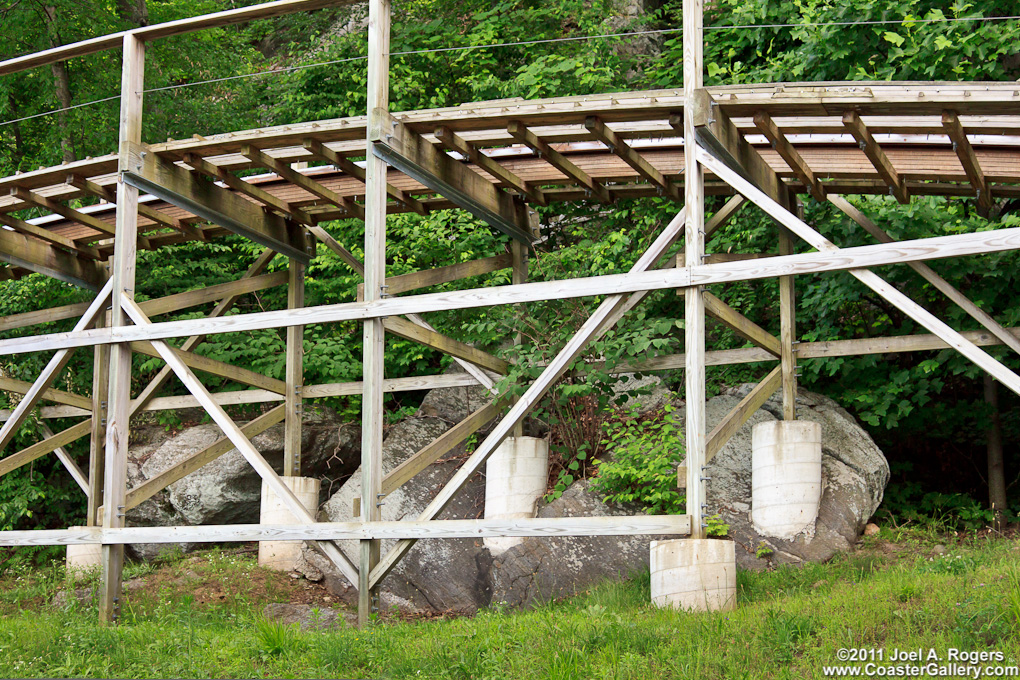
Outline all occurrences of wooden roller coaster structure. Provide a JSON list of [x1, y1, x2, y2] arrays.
[[0, 0, 1018, 625]]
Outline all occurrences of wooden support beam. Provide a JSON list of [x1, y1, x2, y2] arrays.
[[707, 365, 782, 461], [38, 422, 89, 496], [121, 142, 310, 263], [182, 154, 315, 225], [8, 224, 1020, 357], [508, 121, 612, 203], [284, 256, 304, 476], [242, 145, 365, 220], [88, 304, 110, 527], [129, 342, 287, 393], [371, 113, 533, 245], [0, 280, 111, 453], [584, 116, 680, 202], [65, 174, 207, 242], [302, 138, 427, 215], [0, 376, 93, 410], [0, 420, 92, 478], [829, 194, 1020, 357], [682, 90, 791, 211], [0, 405, 90, 422], [121, 297, 360, 586], [382, 316, 509, 374], [125, 405, 286, 510], [369, 206, 688, 589], [843, 110, 909, 204], [10, 186, 124, 241], [704, 291, 781, 356], [433, 127, 548, 206], [704, 194, 745, 237], [699, 146, 1020, 397], [0, 211, 99, 257], [942, 110, 993, 213], [357, 253, 512, 299], [778, 228, 798, 420], [0, 223, 104, 289], [753, 111, 825, 201], [0, 514, 691, 546]]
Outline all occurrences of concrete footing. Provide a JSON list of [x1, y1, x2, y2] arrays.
[[65, 526, 101, 576], [751, 420, 823, 539], [258, 476, 320, 571], [650, 538, 736, 611], [483, 436, 549, 556]]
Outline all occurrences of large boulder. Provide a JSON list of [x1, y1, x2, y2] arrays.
[[125, 407, 360, 560]]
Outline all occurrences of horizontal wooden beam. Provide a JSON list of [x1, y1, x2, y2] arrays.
[[241, 145, 365, 220], [508, 121, 612, 203], [382, 316, 509, 374], [585, 116, 680, 201], [843, 110, 909, 204], [66, 174, 207, 242], [357, 253, 511, 299], [0, 405, 89, 422], [0, 224, 104, 289], [371, 112, 533, 244], [4, 225, 1020, 356], [0, 211, 99, 257], [121, 142, 310, 263], [0, 514, 691, 546], [129, 342, 287, 394], [0, 420, 91, 478], [433, 127, 547, 206]]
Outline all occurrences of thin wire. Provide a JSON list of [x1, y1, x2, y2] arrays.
[[1, 12, 1018, 129]]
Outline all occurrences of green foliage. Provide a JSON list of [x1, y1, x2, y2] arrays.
[[917, 552, 977, 576], [592, 403, 685, 515], [704, 514, 730, 538], [755, 542, 774, 560]]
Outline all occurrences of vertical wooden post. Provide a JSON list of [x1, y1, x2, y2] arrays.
[[985, 374, 1006, 530], [100, 32, 144, 624], [87, 304, 110, 527], [779, 228, 797, 420], [359, 0, 390, 627], [284, 255, 305, 476], [511, 239, 528, 438], [682, 0, 706, 539]]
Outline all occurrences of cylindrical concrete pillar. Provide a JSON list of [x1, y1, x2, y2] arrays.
[[484, 436, 549, 556], [650, 538, 736, 611], [751, 420, 823, 540], [258, 476, 320, 571], [65, 526, 101, 576]]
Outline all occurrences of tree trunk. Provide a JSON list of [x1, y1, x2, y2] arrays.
[[984, 374, 1006, 531], [42, 5, 75, 164], [116, 0, 149, 26]]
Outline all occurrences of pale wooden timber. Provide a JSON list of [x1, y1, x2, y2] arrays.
[[0, 224, 104, 289], [66, 174, 207, 242], [584, 116, 680, 201], [302, 138, 428, 215], [121, 298, 360, 585], [121, 142, 310, 263], [508, 121, 612, 203], [0, 211, 99, 257], [361, 0, 391, 626], [356, 253, 512, 299], [124, 405, 286, 510], [0, 420, 92, 478], [100, 33, 144, 624], [682, 0, 707, 540], [0, 376, 93, 410], [511, 238, 528, 437], [9, 186, 125, 242], [242, 145, 365, 220], [0, 279, 111, 452], [843, 110, 909, 204], [754, 111, 825, 201], [703, 291, 781, 356], [369, 205, 689, 588], [381, 316, 509, 374], [0, 0, 359, 76], [828, 194, 1020, 357], [371, 113, 533, 245], [88, 300, 110, 527], [129, 342, 287, 393], [0, 405, 90, 422], [684, 89, 790, 210], [942, 110, 993, 213], [779, 227, 798, 420], [182, 154, 315, 225], [5, 224, 1020, 357], [130, 249, 277, 415], [704, 194, 745, 236], [38, 422, 89, 496], [285, 255, 305, 476], [0, 271, 285, 333], [0, 514, 691, 546], [433, 127, 548, 206], [698, 146, 1020, 397]]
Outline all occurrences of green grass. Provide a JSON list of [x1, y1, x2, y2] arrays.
[[0, 533, 1018, 678]]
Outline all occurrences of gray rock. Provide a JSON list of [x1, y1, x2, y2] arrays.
[[52, 587, 95, 608], [262, 602, 348, 630], [610, 372, 673, 416]]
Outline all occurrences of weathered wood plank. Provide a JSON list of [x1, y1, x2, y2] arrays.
[[183, 154, 315, 225], [242, 145, 365, 220], [508, 121, 612, 203], [754, 111, 825, 201], [942, 110, 993, 213], [433, 127, 547, 206], [382, 316, 509, 374], [704, 291, 781, 356], [303, 138, 427, 215], [0, 224, 104, 289], [843, 110, 909, 204], [129, 341, 287, 393], [357, 254, 512, 299], [0, 420, 92, 478], [585, 116, 680, 201]]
